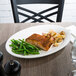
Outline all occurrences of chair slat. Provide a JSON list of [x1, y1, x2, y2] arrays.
[[16, 0, 59, 4]]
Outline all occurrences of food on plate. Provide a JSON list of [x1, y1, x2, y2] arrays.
[[9, 29, 66, 55], [26, 30, 65, 51], [9, 39, 40, 55], [42, 30, 65, 47], [26, 34, 52, 51]]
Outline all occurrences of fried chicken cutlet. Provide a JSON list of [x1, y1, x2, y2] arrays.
[[26, 34, 52, 51]]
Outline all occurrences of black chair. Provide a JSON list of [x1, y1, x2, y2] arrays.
[[11, 0, 65, 23]]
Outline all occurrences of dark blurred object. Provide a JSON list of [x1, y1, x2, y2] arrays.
[[0, 66, 5, 76], [0, 51, 5, 76], [4, 60, 21, 76], [0, 51, 3, 65]]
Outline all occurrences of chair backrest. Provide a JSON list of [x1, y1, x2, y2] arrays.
[[11, 0, 65, 23]]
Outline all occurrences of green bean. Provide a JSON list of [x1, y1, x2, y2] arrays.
[[12, 50, 24, 54], [9, 44, 18, 49], [23, 45, 32, 54], [9, 39, 40, 55], [13, 49, 24, 52], [24, 51, 28, 55]]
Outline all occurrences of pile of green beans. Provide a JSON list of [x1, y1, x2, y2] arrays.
[[9, 39, 40, 55]]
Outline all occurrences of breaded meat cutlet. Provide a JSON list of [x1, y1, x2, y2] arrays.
[[26, 33, 52, 51]]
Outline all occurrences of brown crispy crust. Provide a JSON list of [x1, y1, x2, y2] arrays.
[[26, 33, 52, 51]]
